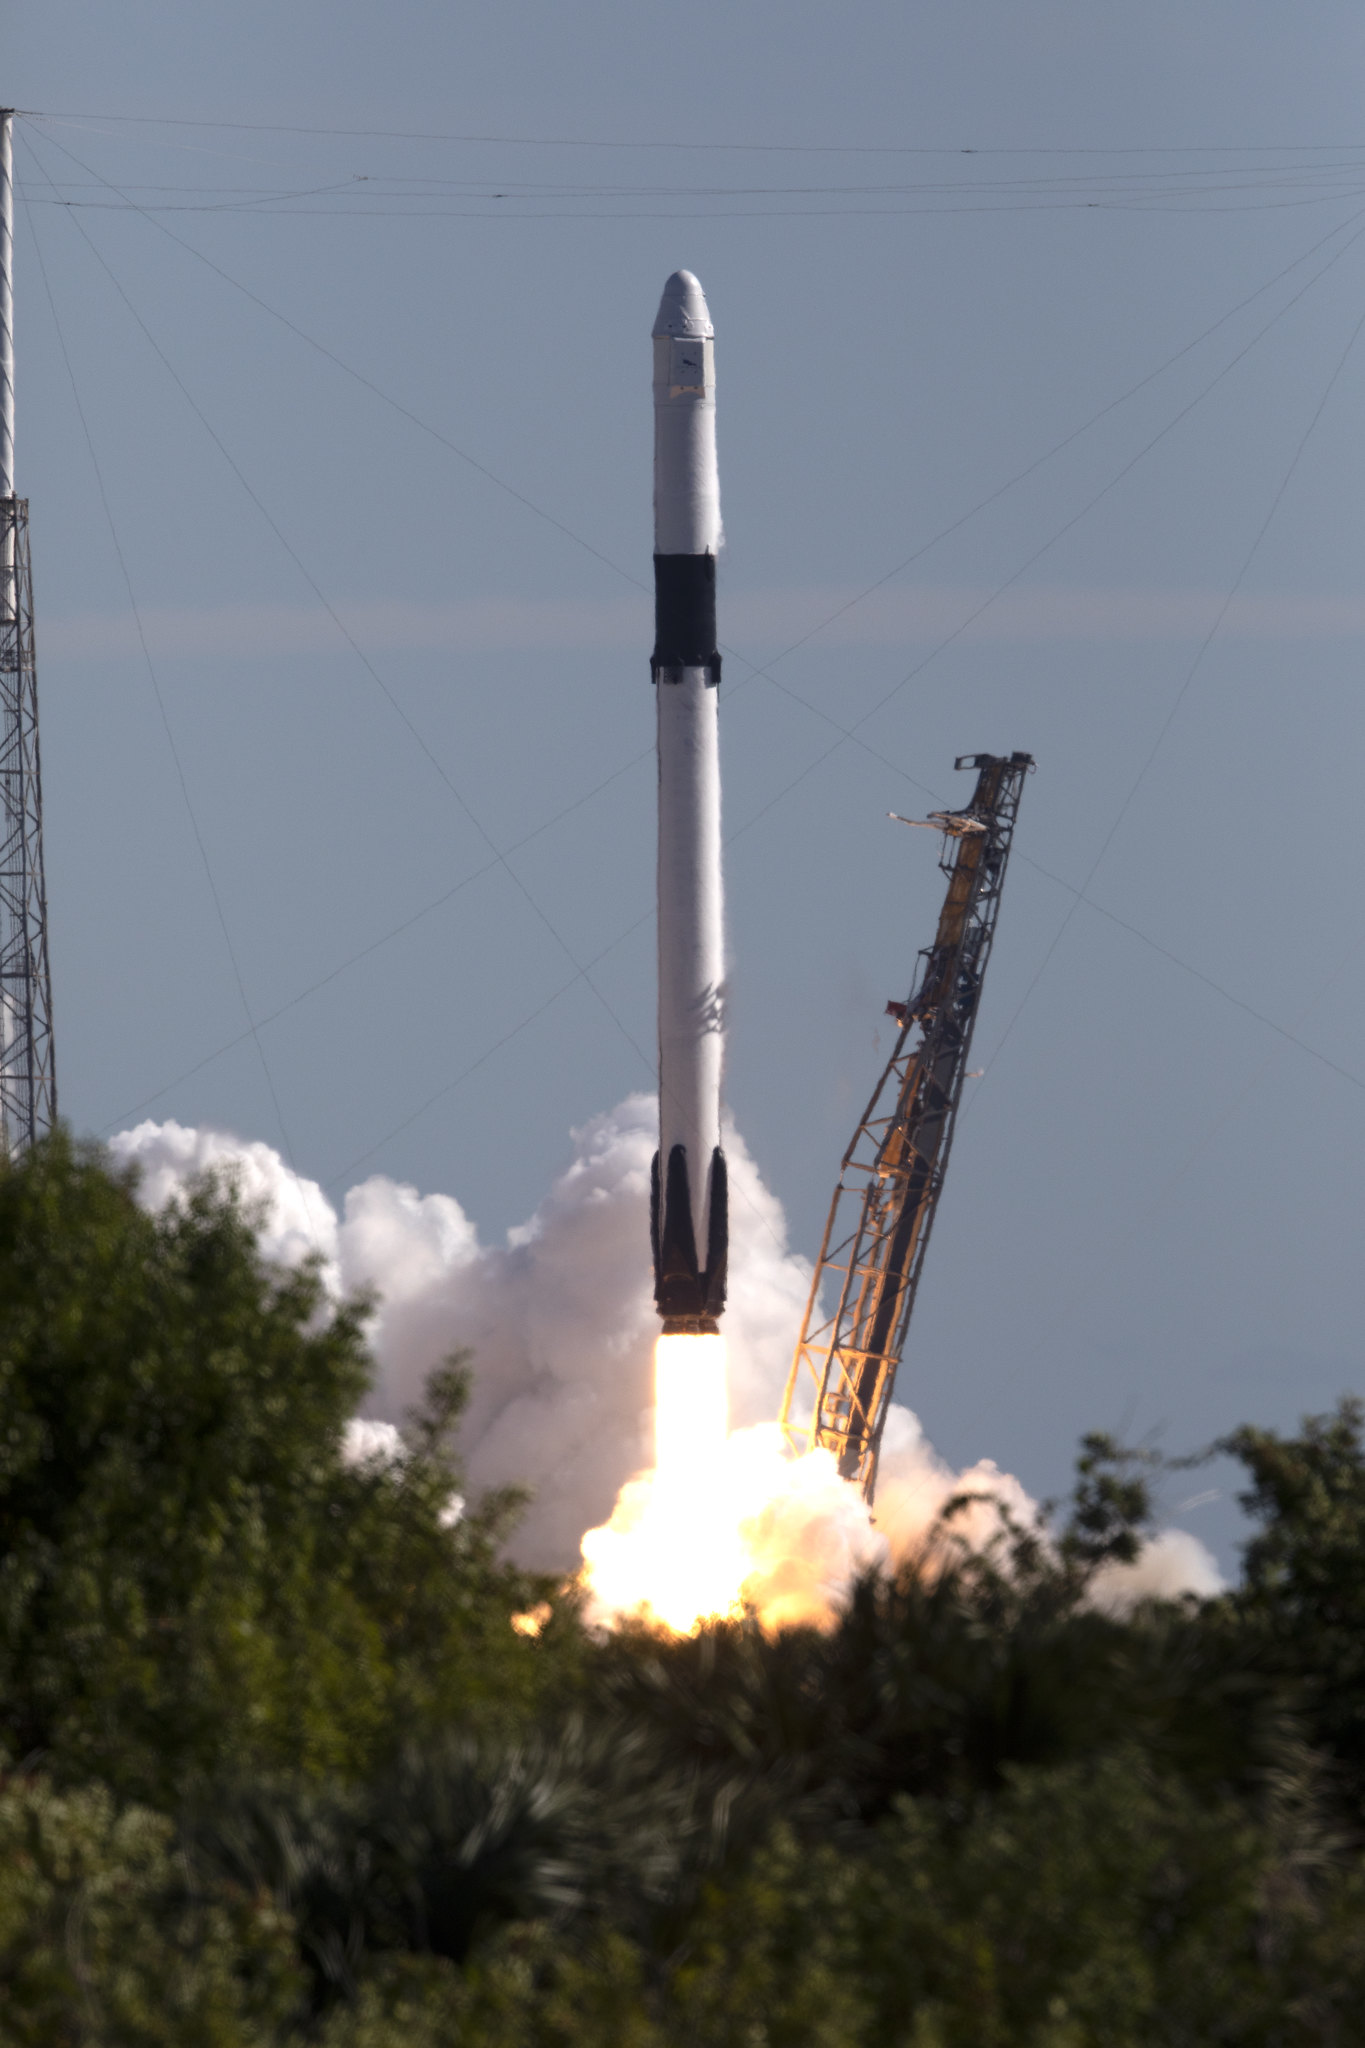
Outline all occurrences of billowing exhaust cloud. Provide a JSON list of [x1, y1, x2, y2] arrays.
[[110, 1097, 805, 1567], [108, 1100, 1220, 1608]]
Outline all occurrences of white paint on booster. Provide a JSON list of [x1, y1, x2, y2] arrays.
[[652, 271, 720, 555], [656, 671, 724, 1256], [653, 270, 724, 1277]]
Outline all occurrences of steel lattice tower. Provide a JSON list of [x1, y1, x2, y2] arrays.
[[779, 752, 1032, 1499], [0, 112, 56, 1158]]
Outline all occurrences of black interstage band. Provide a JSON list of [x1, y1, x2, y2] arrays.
[[651, 553, 720, 681]]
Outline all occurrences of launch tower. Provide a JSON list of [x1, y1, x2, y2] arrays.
[[0, 111, 56, 1157], [779, 751, 1032, 1498]]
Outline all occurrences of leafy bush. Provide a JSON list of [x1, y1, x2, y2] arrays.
[[3, 1134, 1365, 2040], [0, 1134, 559, 1802], [187, 1722, 730, 2007], [1220, 1399, 1365, 1801], [0, 1766, 299, 2046], [665, 1753, 1365, 2048]]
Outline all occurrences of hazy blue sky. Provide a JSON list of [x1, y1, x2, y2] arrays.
[[11, 2, 1365, 1561]]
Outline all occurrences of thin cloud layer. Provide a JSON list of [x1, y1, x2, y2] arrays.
[[48, 583, 1365, 663]]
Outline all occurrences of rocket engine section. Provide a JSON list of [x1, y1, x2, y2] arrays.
[[650, 271, 728, 1333]]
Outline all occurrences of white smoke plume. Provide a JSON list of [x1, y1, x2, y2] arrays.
[[108, 1100, 1220, 1614], [1089, 1527, 1225, 1615]]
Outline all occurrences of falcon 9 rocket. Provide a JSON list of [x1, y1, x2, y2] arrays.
[[650, 270, 728, 1334]]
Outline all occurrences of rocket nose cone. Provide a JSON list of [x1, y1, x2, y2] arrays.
[[653, 269, 714, 339]]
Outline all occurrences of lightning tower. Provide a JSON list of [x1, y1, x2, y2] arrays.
[[0, 110, 56, 1156]]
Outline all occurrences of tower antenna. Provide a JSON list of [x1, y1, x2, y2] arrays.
[[0, 110, 57, 1156]]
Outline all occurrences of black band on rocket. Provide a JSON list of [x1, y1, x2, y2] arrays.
[[651, 554, 721, 682]]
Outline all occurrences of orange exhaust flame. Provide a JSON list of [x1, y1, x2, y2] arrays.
[[579, 1333, 886, 1635]]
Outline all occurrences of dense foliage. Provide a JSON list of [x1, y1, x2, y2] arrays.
[[2, 1133, 1365, 2043]]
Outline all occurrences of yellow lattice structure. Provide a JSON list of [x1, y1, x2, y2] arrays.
[[779, 752, 1033, 1499]]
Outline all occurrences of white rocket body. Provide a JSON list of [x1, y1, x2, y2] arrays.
[[650, 271, 728, 1331]]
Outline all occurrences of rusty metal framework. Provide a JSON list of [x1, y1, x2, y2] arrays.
[[779, 751, 1032, 1499], [0, 495, 55, 1157]]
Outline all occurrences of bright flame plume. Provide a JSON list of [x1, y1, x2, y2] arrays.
[[654, 1331, 729, 1476], [580, 1333, 887, 1634]]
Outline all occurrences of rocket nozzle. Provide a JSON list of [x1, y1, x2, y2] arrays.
[[651, 1143, 728, 1327]]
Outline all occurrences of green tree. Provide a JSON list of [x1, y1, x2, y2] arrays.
[[1221, 1398, 1365, 1797], [669, 1755, 1365, 2047], [0, 1133, 559, 1803], [0, 1766, 300, 2046], [187, 1721, 717, 2009]]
